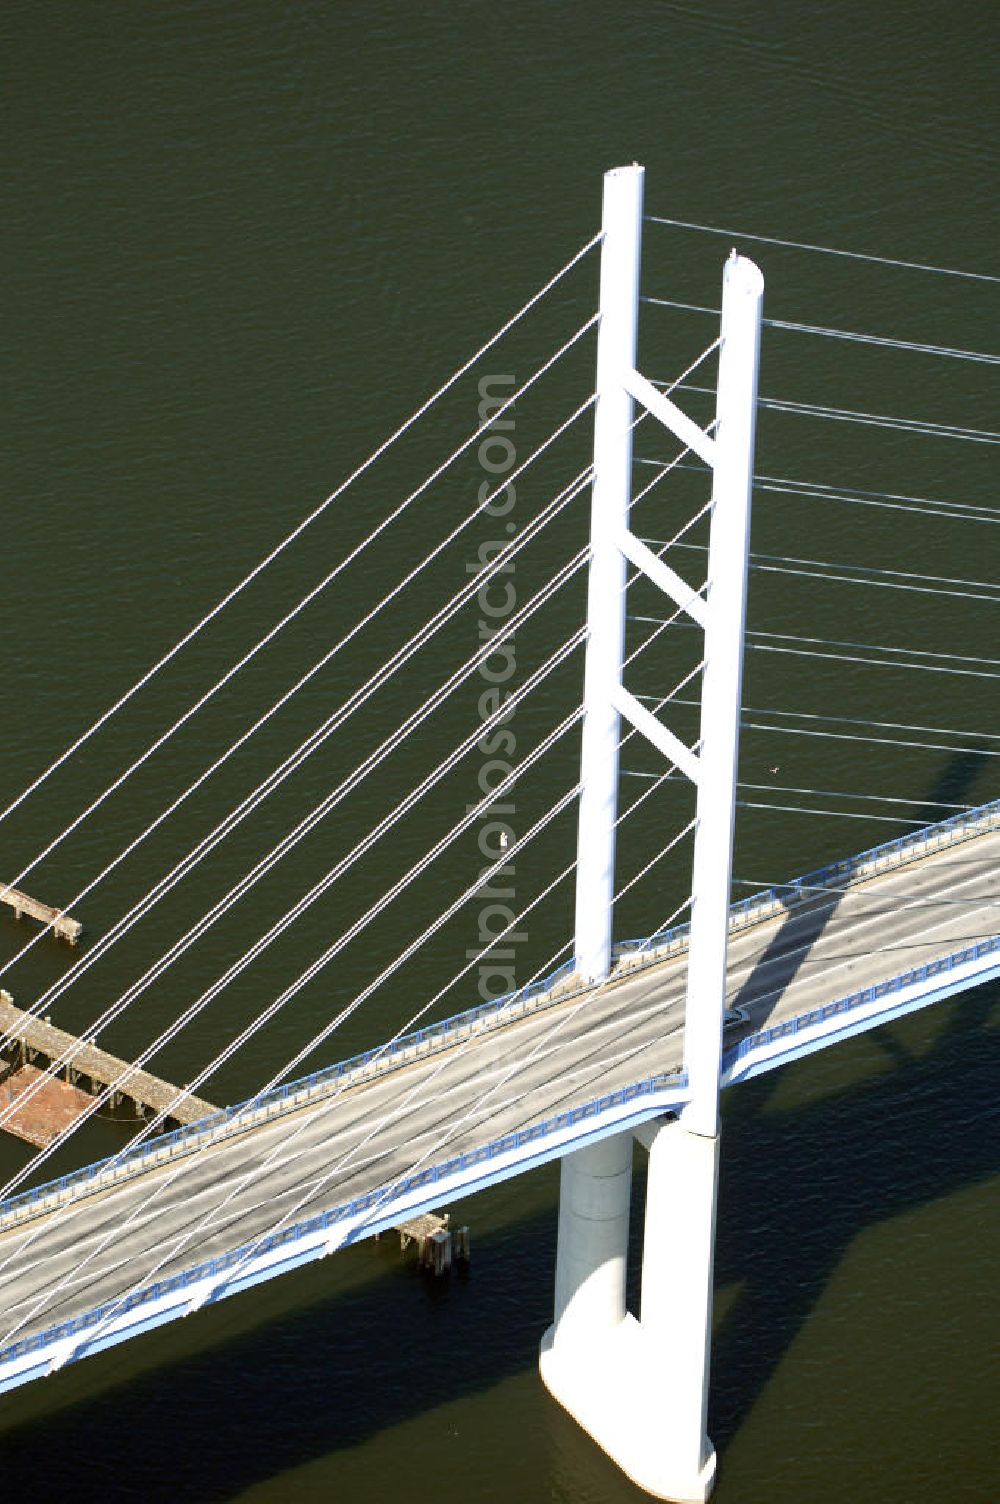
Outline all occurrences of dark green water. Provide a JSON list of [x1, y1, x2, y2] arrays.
[[2, 4, 997, 1500]]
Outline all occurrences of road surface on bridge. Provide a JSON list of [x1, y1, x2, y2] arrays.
[[0, 824, 996, 1353]]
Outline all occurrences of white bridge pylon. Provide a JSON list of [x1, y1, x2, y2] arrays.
[[542, 164, 763, 1503]]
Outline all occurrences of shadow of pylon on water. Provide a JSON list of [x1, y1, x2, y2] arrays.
[[916, 743, 994, 829], [705, 768, 999, 1455], [706, 973, 999, 1457]]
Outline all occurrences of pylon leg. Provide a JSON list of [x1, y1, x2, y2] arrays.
[[540, 1119, 719, 1503]]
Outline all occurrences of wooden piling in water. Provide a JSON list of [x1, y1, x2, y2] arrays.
[[424, 1228, 451, 1275], [391, 1211, 470, 1275]]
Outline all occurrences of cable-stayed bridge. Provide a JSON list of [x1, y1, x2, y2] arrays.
[[0, 166, 996, 1501]]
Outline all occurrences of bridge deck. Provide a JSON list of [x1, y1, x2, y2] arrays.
[[0, 817, 996, 1374]]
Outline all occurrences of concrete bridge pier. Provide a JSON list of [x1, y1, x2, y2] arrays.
[[539, 1117, 719, 1502]]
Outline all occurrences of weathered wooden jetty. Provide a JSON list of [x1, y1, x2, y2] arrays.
[[0, 883, 83, 944], [0, 990, 216, 1136], [392, 1211, 470, 1275], [0, 1064, 96, 1148]]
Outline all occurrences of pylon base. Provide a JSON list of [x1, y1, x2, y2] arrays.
[[539, 1314, 717, 1503]]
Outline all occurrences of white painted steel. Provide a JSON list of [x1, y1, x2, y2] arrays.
[[574, 164, 644, 985], [612, 684, 701, 783], [625, 366, 719, 467], [616, 528, 708, 626], [575, 200, 761, 1118], [683, 252, 763, 1139]]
